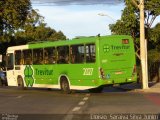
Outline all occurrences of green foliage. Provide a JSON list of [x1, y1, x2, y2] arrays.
[[15, 9, 66, 45], [109, 1, 140, 43], [109, 20, 129, 35], [109, 0, 160, 49], [24, 9, 44, 27], [0, 0, 66, 55], [148, 49, 160, 63], [145, 0, 160, 16], [0, 0, 31, 37], [15, 23, 66, 44], [0, 0, 31, 54], [14, 9, 66, 44], [150, 23, 160, 50]]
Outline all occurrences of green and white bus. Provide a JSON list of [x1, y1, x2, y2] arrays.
[[6, 35, 137, 93]]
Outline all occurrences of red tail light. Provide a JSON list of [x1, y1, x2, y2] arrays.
[[122, 39, 129, 44], [100, 68, 105, 79]]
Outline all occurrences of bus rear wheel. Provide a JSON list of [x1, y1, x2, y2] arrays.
[[60, 77, 71, 94]]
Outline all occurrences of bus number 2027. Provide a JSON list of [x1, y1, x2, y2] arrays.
[[83, 68, 93, 76]]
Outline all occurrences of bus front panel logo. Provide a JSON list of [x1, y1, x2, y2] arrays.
[[24, 65, 34, 87]]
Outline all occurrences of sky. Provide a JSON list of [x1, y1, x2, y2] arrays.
[[31, 0, 125, 39], [31, 0, 123, 6], [31, 0, 160, 39]]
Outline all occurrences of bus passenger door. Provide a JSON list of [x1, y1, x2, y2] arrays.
[[6, 53, 17, 86]]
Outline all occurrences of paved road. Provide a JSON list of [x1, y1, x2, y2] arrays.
[[0, 86, 160, 120]]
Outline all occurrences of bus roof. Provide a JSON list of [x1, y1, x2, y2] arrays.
[[7, 35, 132, 51]]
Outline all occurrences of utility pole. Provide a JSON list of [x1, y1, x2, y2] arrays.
[[139, 0, 148, 89], [132, 0, 148, 89], [99, 1, 149, 89]]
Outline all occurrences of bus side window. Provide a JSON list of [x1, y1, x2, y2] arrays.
[[86, 44, 96, 63], [44, 49, 49, 64], [70, 45, 84, 64], [6, 53, 14, 70], [23, 50, 32, 65], [33, 49, 43, 65], [15, 50, 22, 65], [57, 46, 69, 64], [44, 47, 56, 64]]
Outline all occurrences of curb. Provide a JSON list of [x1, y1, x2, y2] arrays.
[[118, 87, 160, 93], [133, 88, 160, 93]]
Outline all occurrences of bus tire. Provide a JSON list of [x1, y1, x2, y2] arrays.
[[60, 76, 71, 94], [17, 76, 25, 90]]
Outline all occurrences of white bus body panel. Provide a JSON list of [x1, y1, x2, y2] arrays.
[[7, 45, 28, 86]]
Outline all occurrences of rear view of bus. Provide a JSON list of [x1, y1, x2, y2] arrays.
[[98, 35, 137, 85]]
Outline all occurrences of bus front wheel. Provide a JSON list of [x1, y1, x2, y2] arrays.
[[17, 76, 25, 90], [60, 77, 71, 94]]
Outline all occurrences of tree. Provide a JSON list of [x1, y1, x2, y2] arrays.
[[15, 23, 66, 44], [23, 9, 66, 42], [144, 0, 160, 28], [48, 31, 66, 41], [0, 0, 31, 42], [0, 0, 31, 55], [109, 0, 160, 42], [0, 0, 66, 55], [14, 9, 66, 44], [15, 9, 66, 45], [109, 0, 160, 57], [150, 23, 160, 50], [109, 1, 140, 43]]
